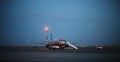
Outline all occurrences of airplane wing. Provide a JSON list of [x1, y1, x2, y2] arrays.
[[66, 41, 78, 50]]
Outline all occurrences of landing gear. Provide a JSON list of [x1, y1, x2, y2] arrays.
[[46, 45, 51, 49]]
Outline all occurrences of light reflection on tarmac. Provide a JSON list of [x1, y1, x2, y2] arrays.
[[0, 47, 120, 62]]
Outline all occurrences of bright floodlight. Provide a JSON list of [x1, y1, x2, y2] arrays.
[[44, 26, 48, 32]]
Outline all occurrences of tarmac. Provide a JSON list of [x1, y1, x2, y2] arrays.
[[0, 46, 120, 62]]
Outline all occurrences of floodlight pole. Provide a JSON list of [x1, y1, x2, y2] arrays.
[[44, 26, 49, 43], [46, 31, 48, 42]]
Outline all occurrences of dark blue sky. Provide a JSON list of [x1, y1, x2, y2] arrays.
[[0, 0, 120, 46]]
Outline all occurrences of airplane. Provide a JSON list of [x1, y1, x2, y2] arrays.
[[45, 39, 78, 50], [39, 26, 78, 50]]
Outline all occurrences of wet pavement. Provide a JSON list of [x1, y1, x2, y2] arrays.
[[0, 46, 120, 62]]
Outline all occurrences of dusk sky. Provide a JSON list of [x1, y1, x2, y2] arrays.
[[0, 0, 120, 46]]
